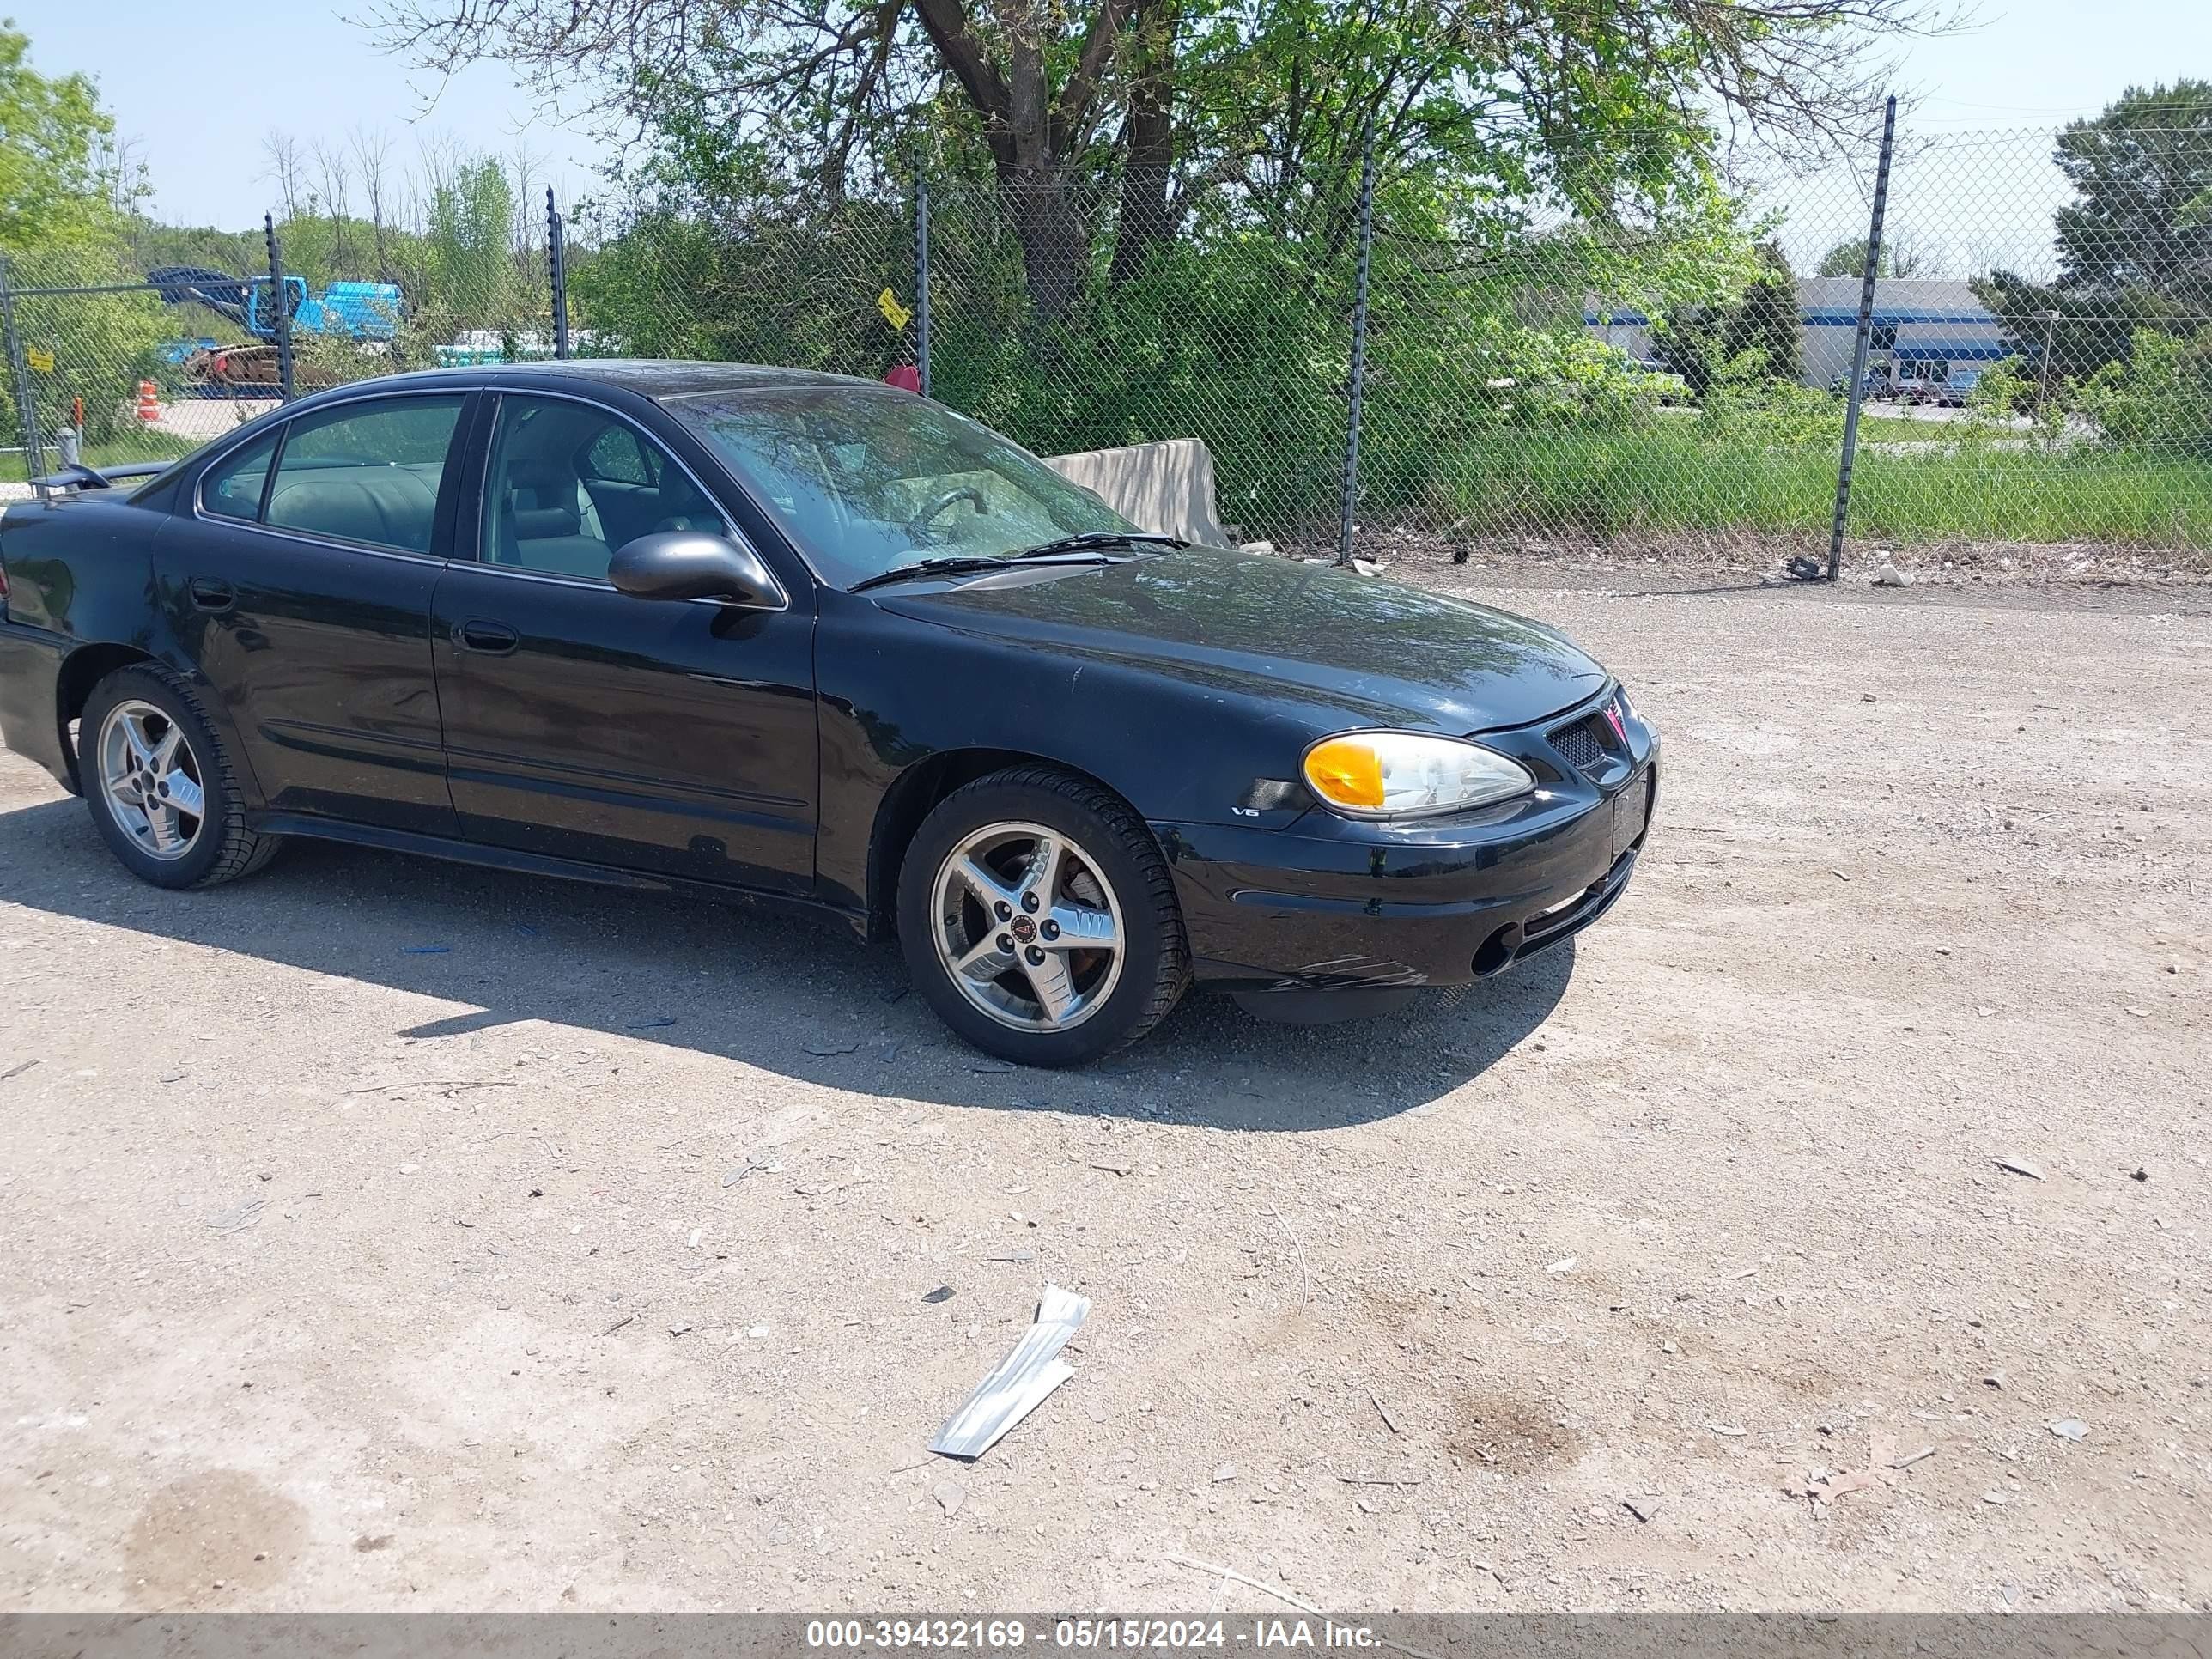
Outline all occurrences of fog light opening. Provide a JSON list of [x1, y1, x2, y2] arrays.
[[1472, 921, 1524, 978]]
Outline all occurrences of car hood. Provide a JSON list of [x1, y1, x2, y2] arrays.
[[872, 545, 1609, 733]]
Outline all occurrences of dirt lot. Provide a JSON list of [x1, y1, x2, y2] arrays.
[[2, 562, 2207, 1615]]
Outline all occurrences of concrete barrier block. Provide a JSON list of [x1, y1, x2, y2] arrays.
[[1041, 437, 1234, 547]]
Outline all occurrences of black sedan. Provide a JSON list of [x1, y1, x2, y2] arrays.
[[0, 362, 1656, 1066]]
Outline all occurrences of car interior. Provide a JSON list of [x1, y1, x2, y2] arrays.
[[482, 395, 723, 580], [266, 464, 443, 552], [197, 393, 728, 574], [203, 395, 465, 555], [681, 398, 1095, 574]]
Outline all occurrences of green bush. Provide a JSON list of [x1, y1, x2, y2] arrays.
[[1697, 352, 1844, 450], [2078, 326, 2212, 457]]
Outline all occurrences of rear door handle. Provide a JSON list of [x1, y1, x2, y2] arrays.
[[457, 619, 520, 655], [187, 578, 235, 613]]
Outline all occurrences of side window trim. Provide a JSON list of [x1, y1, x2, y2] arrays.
[[428, 390, 483, 562], [255, 417, 291, 522], [454, 391, 501, 567]]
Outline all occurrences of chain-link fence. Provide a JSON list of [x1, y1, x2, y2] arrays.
[[0, 208, 556, 485], [7, 112, 2207, 561], [567, 112, 2209, 562]]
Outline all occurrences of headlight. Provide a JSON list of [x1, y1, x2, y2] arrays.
[[1303, 731, 1536, 819]]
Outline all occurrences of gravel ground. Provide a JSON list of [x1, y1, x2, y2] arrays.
[[1, 563, 2207, 1615]]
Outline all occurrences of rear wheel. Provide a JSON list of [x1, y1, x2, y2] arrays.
[[80, 665, 280, 890], [898, 768, 1189, 1066]]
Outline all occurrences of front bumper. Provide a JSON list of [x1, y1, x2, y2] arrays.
[[1157, 699, 1657, 992]]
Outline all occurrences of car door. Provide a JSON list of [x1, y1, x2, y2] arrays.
[[157, 388, 472, 834], [430, 388, 818, 895]]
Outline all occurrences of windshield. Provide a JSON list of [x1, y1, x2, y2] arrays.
[[664, 385, 1137, 588]]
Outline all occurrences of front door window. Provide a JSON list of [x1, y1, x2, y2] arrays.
[[480, 395, 724, 580]]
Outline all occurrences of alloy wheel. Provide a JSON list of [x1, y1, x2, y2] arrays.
[[96, 700, 206, 862], [929, 820, 1127, 1032]]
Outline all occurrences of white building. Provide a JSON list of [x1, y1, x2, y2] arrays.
[[1584, 279, 2012, 390], [1795, 278, 2008, 392], [1582, 306, 1655, 364]]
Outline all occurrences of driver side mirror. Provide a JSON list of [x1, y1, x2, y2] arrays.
[[609, 530, 785, 609]]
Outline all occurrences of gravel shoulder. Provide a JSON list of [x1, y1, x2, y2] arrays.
[[1, 568, 2206, 1613]]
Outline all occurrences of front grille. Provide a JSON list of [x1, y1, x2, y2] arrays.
[[1547, 714, 1610, 775]]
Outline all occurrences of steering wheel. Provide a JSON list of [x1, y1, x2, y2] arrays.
[[906, 485, 989, 537]]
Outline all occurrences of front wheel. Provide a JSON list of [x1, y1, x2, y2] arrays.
[[898, 767, 1190, 1066]]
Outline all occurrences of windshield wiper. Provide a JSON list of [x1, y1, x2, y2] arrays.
[[850, 556, 1018, 593], [851, 546, 1146, 593], [1015, 531, 1188, 560]]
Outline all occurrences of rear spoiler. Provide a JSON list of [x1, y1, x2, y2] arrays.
[[27, 461, 171, 503]]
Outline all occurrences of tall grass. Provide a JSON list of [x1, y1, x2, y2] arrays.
[[1389, 425, 2212, 550]]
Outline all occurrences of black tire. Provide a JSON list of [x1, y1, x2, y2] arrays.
[[79, 664, 282, 890], [897, 766, 1189, 1066]]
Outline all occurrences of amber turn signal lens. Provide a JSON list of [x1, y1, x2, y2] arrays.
[[1303, 737, 1386, 810]]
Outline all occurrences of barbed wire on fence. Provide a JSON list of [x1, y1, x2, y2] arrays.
[[4, 112, 2205, 559]]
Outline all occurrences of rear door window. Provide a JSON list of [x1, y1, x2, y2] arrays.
[[259, 394, 467, 554]]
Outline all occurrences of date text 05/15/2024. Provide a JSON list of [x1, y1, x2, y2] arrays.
[[804, 1620, 1392, 1650]]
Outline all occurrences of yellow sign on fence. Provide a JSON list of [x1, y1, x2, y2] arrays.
[[25, 347, 53, 373], [877, 288, 913, 331]]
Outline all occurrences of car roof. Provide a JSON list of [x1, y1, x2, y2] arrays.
[[318, 359, 888, 402]]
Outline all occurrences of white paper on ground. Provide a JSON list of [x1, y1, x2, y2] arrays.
[[929, 1283, 1090, 1461]]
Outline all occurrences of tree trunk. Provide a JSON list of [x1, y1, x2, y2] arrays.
[[1000, 32, 1085, 322], [1109, 0, 1176, 285], [914, 0, 1139, 322], [1001, 169, 1086, 322]]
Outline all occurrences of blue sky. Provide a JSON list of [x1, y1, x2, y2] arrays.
[[16, 0, 603, 226], [1893, 0, 2208, 128], [11, 0, 2210, 230]]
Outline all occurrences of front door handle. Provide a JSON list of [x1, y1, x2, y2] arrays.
[[187, 577, 235, 613], [457, 619, 520, 655]]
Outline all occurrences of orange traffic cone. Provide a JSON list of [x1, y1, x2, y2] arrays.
[[136, 380, 160, 422]]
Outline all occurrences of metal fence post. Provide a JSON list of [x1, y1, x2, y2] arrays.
[[264, 215, 296, 403], [914, 175, 933, 398], [1335, 115, 1377, 567], [0, 257, 43, 479], [1827, 94, 1898, 582], [547, 188, 572, 360]]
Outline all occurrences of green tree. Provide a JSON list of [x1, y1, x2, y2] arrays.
[[423, 157, 517, 314], [0, 24, 168, 453], [374, 0, 1947, 321], [2075, 325, 2212, 457], [1655, 243, 1802, 393], [0, 22, 119, 255], [2048, 80, 2212, 310], [1721, 243, 1802, 383], [1814, 236, 1925, 279], [1974, 82, 2212, 391]]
